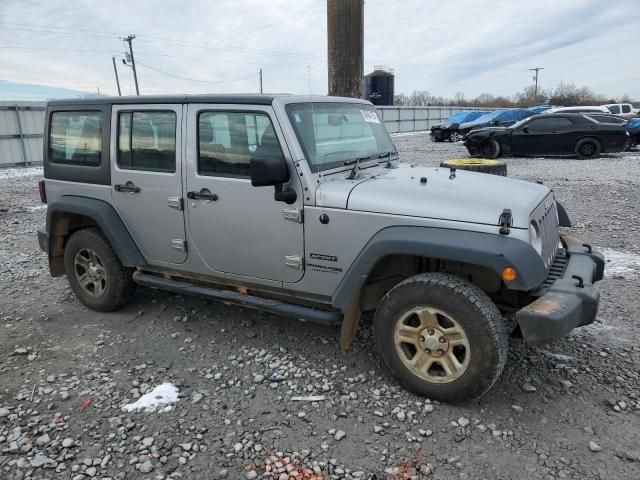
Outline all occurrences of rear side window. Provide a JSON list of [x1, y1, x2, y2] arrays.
[[197, 111, 284, 178], [622, 105, 631, 114], [49, 111, 102, 166], [118, 111, 176, 173]]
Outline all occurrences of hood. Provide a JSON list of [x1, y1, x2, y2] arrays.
[[316, 163, 550, 228], [468, 126, 510, 135]]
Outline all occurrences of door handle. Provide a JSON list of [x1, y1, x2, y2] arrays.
[[187, 189, 218, 201], [114, 182, 140, 193]]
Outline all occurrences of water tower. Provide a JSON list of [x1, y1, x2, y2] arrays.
[[364, 66, 395, 105]]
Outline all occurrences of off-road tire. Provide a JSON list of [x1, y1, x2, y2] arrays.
[[64, 227, 135, 312], [440, 158, 507, 176], [374, 273, 509, 403], [574, 138, 601, 159]]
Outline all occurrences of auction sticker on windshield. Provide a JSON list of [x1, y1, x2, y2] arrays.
[[362, 110, 380, 123]]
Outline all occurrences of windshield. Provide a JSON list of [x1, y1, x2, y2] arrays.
[[286, 102, 396, 171], [510, 117, 533, 129]]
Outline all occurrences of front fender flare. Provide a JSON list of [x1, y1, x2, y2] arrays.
[[331, 226, 546, 313]]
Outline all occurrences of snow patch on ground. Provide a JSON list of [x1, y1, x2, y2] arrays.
[[121, 383, 179, 413], [26, 205, 47, 212], [0, 166, 43, 179], [600, 248, 640, 280]]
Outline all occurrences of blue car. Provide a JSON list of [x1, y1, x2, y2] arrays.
[[627, 118, 640, 150], [458, 109, 537, 137], [430, 111, 486, 142]]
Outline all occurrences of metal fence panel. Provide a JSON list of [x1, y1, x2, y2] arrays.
[[0, 101, 46, 167]]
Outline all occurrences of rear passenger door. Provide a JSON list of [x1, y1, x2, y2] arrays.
[[110, 105, 187, 265]]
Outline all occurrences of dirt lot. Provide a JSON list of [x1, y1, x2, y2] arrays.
[[1, 137, 639, 480]]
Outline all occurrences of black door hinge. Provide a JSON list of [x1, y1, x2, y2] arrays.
[[499, 208, 512, 235]]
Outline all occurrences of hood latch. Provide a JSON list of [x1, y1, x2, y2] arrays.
[[499, 209, 512, 235]]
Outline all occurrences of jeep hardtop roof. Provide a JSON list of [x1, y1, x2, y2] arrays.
[[47, 94, 284, 106], [46, 94, 370, 106]]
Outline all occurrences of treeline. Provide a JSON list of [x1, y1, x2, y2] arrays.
[[394, 82, 637, 108]]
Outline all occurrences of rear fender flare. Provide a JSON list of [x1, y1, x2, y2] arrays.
[[46, 196, 144, 269]]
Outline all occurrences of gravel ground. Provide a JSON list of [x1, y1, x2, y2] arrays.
[[1, 137, 639, 480]]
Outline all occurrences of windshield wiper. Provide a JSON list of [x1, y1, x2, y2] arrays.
[[345, 151, 397, 179]]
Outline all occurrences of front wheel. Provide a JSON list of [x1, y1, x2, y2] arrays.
[[374, 273, 508, 403], [449, 132, 463, 142], [479, 139, 501, 159]]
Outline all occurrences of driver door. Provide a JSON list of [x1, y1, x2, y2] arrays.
[[184, 104, 305, 283]]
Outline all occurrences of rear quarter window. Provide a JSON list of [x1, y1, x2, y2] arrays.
[[49, 111, 102, 166]]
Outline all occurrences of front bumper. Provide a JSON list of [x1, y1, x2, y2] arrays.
[[516, 234, 605, 346]]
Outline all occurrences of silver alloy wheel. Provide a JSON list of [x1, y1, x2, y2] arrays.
[[450, 132, 462, 142], [393, 306, 471, 384], [73, 248, 107, 297]]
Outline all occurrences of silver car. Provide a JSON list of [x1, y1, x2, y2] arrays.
[[37, 94, 604, 403]]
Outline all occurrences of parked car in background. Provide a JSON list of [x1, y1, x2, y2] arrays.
[[430, 111, 485, 142], [585, 113, 629, 126], [527, 105, 552, 114], [464, 113, 628, 159], [458, 109, 536, 137], [545, 106, 610, 114], [602, 103, 636, 116]]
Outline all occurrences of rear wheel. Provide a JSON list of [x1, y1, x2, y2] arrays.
[[374, 273, 509, 403], [64, 228, 135, 312], [575, 138, 601, 159]]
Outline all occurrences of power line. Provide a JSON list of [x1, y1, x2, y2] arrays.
[[136, 61, 258, 84], [0, 22, 322, 60]]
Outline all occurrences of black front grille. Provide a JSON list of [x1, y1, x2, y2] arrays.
[[537, 248, 568, 294]]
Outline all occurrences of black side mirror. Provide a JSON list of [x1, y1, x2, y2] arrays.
[[250, 156, 297, 204], [250, 156, 290, 187], [522, 127, 530, 133]]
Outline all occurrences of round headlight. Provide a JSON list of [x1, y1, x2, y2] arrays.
[[529, 221, 542, 255]]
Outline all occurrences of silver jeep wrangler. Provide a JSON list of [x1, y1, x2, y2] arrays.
[[37, 94, 604, 402]]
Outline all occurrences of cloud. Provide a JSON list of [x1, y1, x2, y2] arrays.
[[0, 0, 638, 100]]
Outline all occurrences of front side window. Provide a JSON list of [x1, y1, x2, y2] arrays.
[[555, 118, 573, 127], [49, 111, 102, 165], [608, 105, 621, 114], [118, 111, 176, 172], [286, 103, 395, 171], [198, 111, 283, 177], [527, 118, 557, 131]]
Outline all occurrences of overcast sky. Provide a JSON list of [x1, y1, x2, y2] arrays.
[[1, 0, 638, 100]]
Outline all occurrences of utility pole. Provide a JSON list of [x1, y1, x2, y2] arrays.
[[123, 34, 140, 95], [529, 67, 544, 98], [259, 68, 263, 94], [112, 56, 122, 96]]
